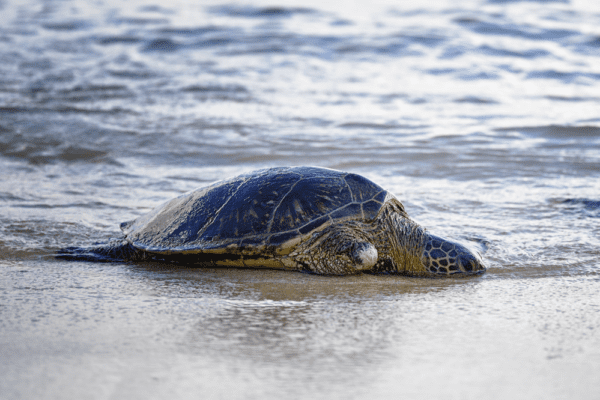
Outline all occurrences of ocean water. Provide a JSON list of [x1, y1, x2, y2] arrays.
[[1, 0, 599, 398]]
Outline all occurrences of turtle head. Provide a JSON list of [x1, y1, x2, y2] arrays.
[[421, 234, 486, 276]]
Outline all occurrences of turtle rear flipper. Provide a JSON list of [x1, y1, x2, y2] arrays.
[[56, 240, 143, 262]]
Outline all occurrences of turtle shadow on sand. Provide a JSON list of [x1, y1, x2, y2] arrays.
[[58, 166, 487, 277]]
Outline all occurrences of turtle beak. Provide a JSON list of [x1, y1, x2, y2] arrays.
[[422, 234, 487, 276], [458, 252, 486, 274]]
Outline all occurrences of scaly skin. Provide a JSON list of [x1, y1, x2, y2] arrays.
[[286, 200, 485, 276]]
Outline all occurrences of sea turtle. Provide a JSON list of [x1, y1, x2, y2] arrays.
[[60, 166, 486, 276]]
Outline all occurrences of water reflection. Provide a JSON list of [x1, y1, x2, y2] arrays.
[[119, 263, 484, 379], [124, 263, 470, 301]]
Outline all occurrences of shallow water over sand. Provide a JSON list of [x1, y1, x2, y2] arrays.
[[1, 0, 600, 398]]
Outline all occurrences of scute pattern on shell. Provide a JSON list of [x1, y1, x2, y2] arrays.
[[121, 166, 390, 253]]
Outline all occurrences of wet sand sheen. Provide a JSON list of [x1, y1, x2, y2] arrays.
[[2, 264, 599, 399]]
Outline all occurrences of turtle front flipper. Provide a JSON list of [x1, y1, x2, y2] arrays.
[[289, 225, 378, 275]]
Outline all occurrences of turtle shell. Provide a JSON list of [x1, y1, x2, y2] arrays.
[[121, 166, 391, 253]]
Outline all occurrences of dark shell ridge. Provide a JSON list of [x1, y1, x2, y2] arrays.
[[122, 166, 390, 252]]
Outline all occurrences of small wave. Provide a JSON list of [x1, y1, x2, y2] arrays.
[[545, 95, 600, 102], [495, 125, 600, 139], [143, 38, 181, 52], [108, 17, 169, 26], [42, 20, 91, 31], [526, 70, 600, 82], [0, 118, 127, 165], [0, 192, 26, 202], [183, 84, 248, 93], [477, 44, 550, 59], [454, 17, 577, 41], [181, 84, 252, 102], [552, 198, 600, 218], [208, 5, 316, 18], [586, 36, 600, 47], [338, 122, 427, 130], [59, 146, 111, 163], [454, 96, 497, 104], [158, 26, 229, 37], [108, 69, 156, 80], [0, 106, 132, 115], [58, 84, 134, 102], [26, 71, 75, 94], [111, 24, 447, 58], [560, 198, 600, 209], [98, 36, 142, 45], [1, 141, 113, 165], [19, 58, 53, 70], [18, 201, 112, 209], [426, 67, 499, 80]]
